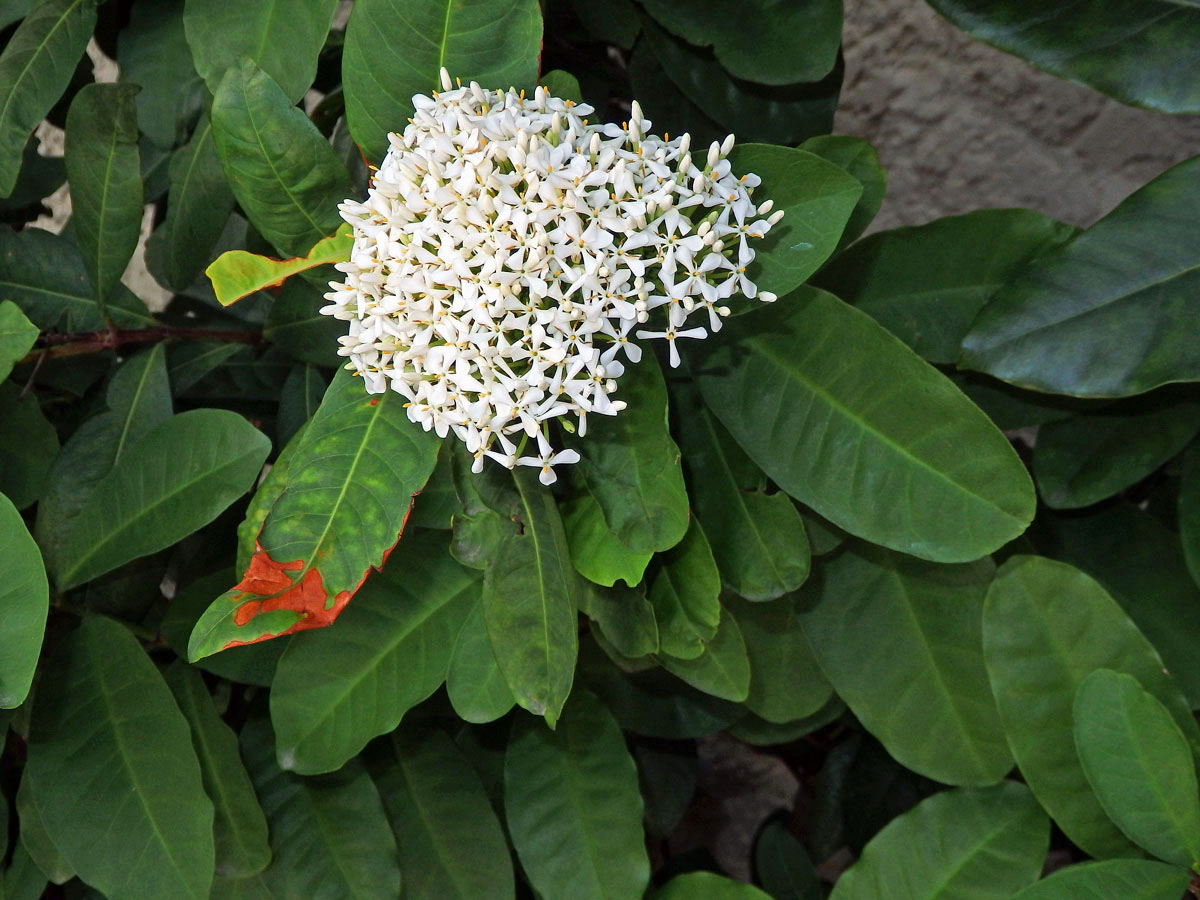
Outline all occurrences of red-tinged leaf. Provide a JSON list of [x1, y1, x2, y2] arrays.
[[207, 224, 353, 306], [188, 369, 440, 659]]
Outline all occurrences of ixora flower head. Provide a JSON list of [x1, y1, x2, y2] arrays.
[[321, 69, 782, 484]]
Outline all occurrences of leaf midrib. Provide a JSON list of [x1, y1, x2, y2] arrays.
[[0, 0, 87, 151]]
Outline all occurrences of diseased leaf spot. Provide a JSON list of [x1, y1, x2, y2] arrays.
[[224, 544, 354, 640]]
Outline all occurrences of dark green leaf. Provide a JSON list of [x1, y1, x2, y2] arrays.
[[211, 59, 350, 257], [654, 872, 773, 899], [277, 363, 326, 447], [799, 544, 1011, 786], [5, 841, 50, 900], [25, 616, 214, 900], [636, 744, 696, 839], [505, 691, 650, 899], [798, 135, 886, 250], [755, 819, 821, 900], [0, 300, 37, 381], [167, 341, 246, 393], [1183, 442, 1200, 590], [343, 0, 543, 162], [378, 729, 515, 900], [695, 287, 1035, 562], [579, 582, 659, 659], [1074, 669, 1200, 867], [0, 0, 97, 197], [1007, 860, 1191, 900], [815, 209, 1075, 363], [184, 0, 338, 103], [0, 136, 65, 210], [0, 494, 46, 708], [116, 0, 201, 147], [0, 381, 58, 509], [263, 275, 344, 366], [446, 597, 515, 723], [15, 769, 73, 885], [828, 783, 1048, 900], [270, 531, 480, 774], [961, 155, 1200, 397], [648, 517, 721, 659], [659, 608, 751, 701], [982, 555, 1200, 858], [563, 492, 652, 587], [566, 0, 638, 48]]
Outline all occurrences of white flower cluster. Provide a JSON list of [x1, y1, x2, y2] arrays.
[[322, 69, 782, 484]]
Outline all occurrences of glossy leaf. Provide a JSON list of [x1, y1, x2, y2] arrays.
[[446, 598, 516, 724], [183, 0, 338, 103], [695, 287, 1035, 562], [799, 135, 886, 250], [211, 59, 351, 257], [639, 0, 840, 85], [116, 0, 201, 148], [240, 718, 401, 900], [1007, 860, 1191, 900], [0, 300, 37, 382], [925, 0, 1200, 114], [961, 155, 1200, 397], [343, 0, 543, 162], [648, 517, 721, 660], [573, 352, 689, 554], [270, 531, 480, 774], [815, 209, 1075, 363], [0, 381, 59, 509], [188, 369, 440, 657], [263, 275, 345, 367], [660, 609, 751, 702], [829, 783, 1048, 900], [25, 616, 214, 900], [208, 224, 352, 306], [65, 83, 143, 306], [1183, 442, 1200, 590], [0, 494, 47, 708], [724, 146, 862, 302], [0, 0, 97, 197], [654, 872, 774, 899], [982, 555, 1200, 858], [1033, 391, 1200, 508], [482, 468, 581, 726], [53, 408, 271, 590], [377, 729, 515, 900], [800, 544, 1011, 786], [505, 691, 650, 900], [1074, 669, 1200, 867], [579, 583, 659, 660], [563, 491, 652, 588]]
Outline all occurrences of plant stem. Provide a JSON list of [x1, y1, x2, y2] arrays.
[[19, 326, 262, 364]]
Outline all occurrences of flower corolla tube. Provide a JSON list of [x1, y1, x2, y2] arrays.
[[322, 69, 782, 484]]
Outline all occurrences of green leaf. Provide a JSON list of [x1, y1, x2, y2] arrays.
[[799, 544, 1011, 786], [0, 381, 58, 509], [240, 717, 401, 900], [563, 491, 652, 587], [25, 616, 215, 900], [648, 517, 721, 660], [16, 767, 73, 885], [815, 209, 1075, 364], [505, 691, 650, 899], [277, 363, 327, 447], [262, 274, 344, 367], [829, 783, 1048, 900], [208, 224, 352, 306], [64, 82, 143, 306], [1033, 391, 1200, 509], [210, 58, 351, 257], [377, 729, 515, 900], [0, 226, 155, 330], [0, 494, 46, 708], [726, 595, 831, 725], [270, 531, 480, 774], [0, 0, 97, 197], [6, 841, 50, 900], [0, 300, 37, 381], [579, 582, 659, 659], [183, 0, 338, 104], [1183, 442, 1200, 590], [1074, 669, 1200, 868], [446, 597, 516, 723], [566, 0, 638, 48], [573, 351, 689, 554], [639, 0, 840, 85], [655, 872, 773, 899], [925, 0, 1200, 114], [482, 467, 581, 725], [116, 0, 201, 148], [961, 155, 1200, 397], [798, 135, 887, 251], [724, 146, 862, 302], [188, 369, 440, 657], [643, 18, 840, 147], [538, 69, 583, 104], [146, 115, 236, 292], [659, 608, 751, 702], [755, 819, 822, 900], [982, 555, 1200, 858], [695, 287, 1036, 562], [1007, 860, 1192, 900], [674, 381, 809, 601], [1043, 505, 1200, 708], [53, 408, 270, 589], [342, 0, 543, 162]]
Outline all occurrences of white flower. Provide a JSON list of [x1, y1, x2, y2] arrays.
[[322, 71, 781, 481]]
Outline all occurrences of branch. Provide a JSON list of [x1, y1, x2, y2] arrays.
[[20, 326, 262, 363]]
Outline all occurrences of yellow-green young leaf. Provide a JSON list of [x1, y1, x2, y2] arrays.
[[377, 729, 515, 900], [1007, 860, 1192, 900], [829, 783, 1048, 900], [208, 224, 353, 306], [659, 609, 751, 702], [505, 691, 650, 899], [649, 517, 721, 660], [654, 872, 774, 900], [25, 616, 215, 900], [0, 300, 37, 381], [1074, 669, 1200, 868], [983, 556, 1200, 859], [446, 599, 516, 724], [0, 0, 97, 197], [0, 494, 47, 708], [343, 0, 543, 162]]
